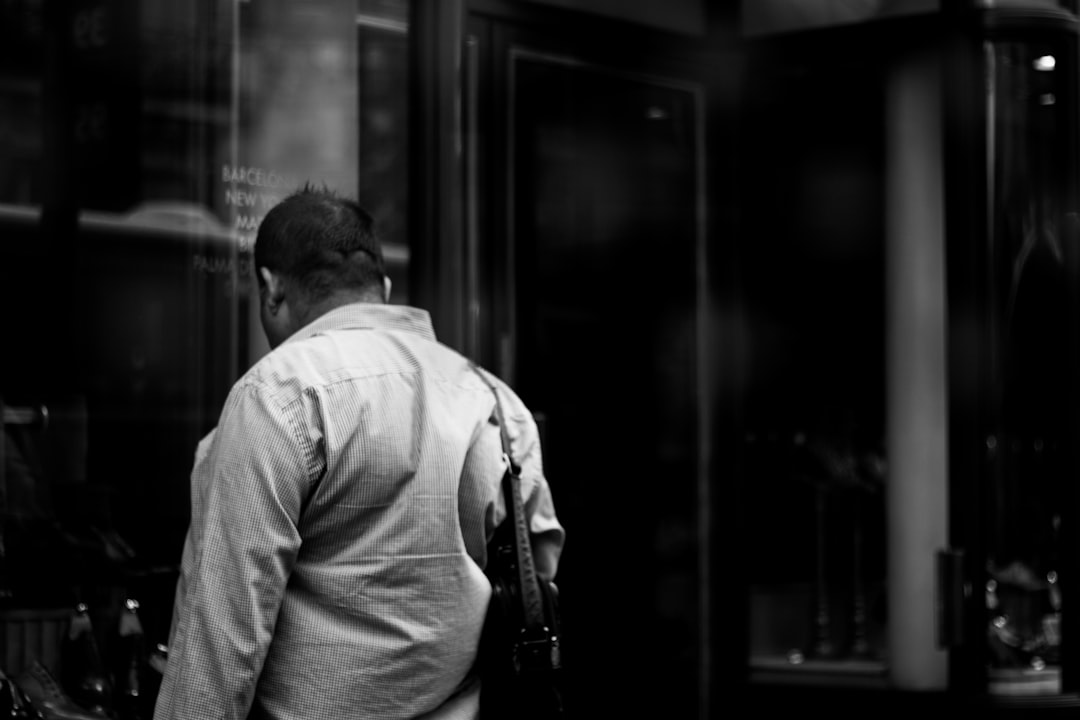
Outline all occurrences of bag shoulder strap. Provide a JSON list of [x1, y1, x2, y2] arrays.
[[468, 363, 548, 636]]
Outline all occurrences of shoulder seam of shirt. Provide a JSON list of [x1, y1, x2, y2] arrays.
[[236, 376, 321, 487]]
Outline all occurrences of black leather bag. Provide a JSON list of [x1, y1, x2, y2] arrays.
[[470, 366, 564, 720]]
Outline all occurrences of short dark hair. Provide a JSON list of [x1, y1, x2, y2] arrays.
[[254, 185, 385, 303]]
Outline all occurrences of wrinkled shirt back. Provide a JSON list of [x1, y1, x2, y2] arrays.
[[154, 304, 564, 720]]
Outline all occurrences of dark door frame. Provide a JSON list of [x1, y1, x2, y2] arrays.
[[408, 2, 733, 717]]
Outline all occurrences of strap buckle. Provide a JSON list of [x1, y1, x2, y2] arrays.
[[513, 629, 561, 673]]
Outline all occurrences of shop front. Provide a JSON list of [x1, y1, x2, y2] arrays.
[[2, 1, 1080, 718]]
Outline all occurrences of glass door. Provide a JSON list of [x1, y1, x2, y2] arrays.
[[469, 14, 709, 717]]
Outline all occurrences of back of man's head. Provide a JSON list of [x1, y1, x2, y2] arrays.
[[254, 185, 386, 304]]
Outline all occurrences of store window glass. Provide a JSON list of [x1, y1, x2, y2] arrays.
[[740, 50, 888, 677], [983, 34, 1074, 696], [0, 0, 411, 705]]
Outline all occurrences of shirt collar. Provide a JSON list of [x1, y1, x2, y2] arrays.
[[283, 303, 438, 346]]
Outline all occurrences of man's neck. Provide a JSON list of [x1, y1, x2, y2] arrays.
[[295, 290, 383, 328]]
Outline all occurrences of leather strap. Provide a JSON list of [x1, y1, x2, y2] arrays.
[[469, 364, 547, 636]]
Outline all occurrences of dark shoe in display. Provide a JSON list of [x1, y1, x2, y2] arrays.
[[146, 645, 167, 677], [15, 662, 105, 720], [111, 599, 145, 720], [60, 604, 113, 716]]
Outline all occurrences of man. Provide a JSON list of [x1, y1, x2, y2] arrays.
[[153, 187, 565, 720]]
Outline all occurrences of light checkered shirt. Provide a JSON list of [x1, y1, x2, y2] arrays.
[[153, 303, 565, 720]]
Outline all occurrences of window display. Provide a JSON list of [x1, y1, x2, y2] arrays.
[[983, 34, 1074, 695], [0, 1, 411, 715]]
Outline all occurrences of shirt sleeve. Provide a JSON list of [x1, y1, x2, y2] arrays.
[[461, 375, 565, 583], [165, 430, 218, 651], [154, 382, 310, 720], [509, 408, 565, 582]]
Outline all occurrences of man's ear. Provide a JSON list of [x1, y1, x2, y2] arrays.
[[382, 275, 393, 304], [259, 267, 286, 311]]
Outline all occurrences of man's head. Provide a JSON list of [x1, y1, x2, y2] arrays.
[[254, 186, 391, 348]]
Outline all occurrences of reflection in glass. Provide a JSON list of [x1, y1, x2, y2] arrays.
[[357, 4, 410, 304], [0, 2, 412, 661], [984, 36, 1072, 696]]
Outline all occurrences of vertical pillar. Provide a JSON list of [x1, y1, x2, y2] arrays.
[[885, 46, 950, 690]]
